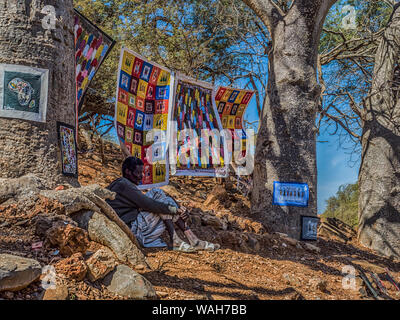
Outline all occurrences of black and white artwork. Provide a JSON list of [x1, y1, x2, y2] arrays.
[[301, 216, 320, 241]]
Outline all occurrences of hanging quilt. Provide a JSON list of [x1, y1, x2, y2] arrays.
[[0, 64, 48, 123], [115, 47, 174, 189], [171, 74, 228, 177], [214, 86, 254, 166], [57, 122, 78, 177], [74, 9, 115, 114]]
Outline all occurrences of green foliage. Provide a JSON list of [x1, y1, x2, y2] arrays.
[[321, 183, 359, 228], [73, 0, 268, 116], [320, 0, 392, 54]]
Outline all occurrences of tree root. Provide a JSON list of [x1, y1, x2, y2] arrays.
[[39, 185, 143, 251], [0, 174, 47, 204]]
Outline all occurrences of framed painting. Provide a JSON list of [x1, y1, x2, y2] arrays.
[[57, 121, 78, 177], [272, 181, 309, 207], [301, 216, 320, 241], [0, 64, 48, 123]]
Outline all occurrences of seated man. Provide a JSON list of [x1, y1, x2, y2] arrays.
[[106, 156, 220, 252]]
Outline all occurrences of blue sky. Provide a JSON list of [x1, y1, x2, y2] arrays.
[[243, 97, 360, 214], [316, 131, 359, 213]]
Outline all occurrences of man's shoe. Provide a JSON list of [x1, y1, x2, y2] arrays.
[[172, 241, 197, 253], [192, 240, 220, 252]]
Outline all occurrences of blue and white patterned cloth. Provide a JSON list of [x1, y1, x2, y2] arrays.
[[130, 188, 179, 248]]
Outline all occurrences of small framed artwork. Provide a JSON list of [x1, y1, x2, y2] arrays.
[[57, 122, 78, 177], [272, 181, 309, 207], [301, 216, 320, 241], [0, 64, 49, 122]]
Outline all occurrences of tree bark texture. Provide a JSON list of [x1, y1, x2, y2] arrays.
[[358, 4, 400, 258], [0, 0, 78, 187], [244, 0, 337, 239]]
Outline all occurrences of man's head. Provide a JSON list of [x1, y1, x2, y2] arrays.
[[122, 157, 144, 185]]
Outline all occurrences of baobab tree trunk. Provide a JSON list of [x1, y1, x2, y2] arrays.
[[243, 0, 337, 239], [0, 0, 78, 188], [358, 4, 400, 258]]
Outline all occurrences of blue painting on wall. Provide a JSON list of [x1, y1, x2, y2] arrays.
[[272, 181, 309, 207]]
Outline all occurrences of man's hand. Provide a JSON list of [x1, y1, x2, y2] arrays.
[[177, 206, 189, 221]]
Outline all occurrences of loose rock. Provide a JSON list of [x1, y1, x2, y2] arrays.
[[54, 253, 87, 281], [282, 236, 299, 247], [46, 223, 90, 257], [86, 248, 117, 282], [92, 155, 101, 162], [88, 212, 147, 266], [103, 265, 156, 299], [247, 235, 260, 251], [303, 243, 321, 253], [156, 291, 168, 298], [34, 213, 77, 238], [201, 214, 226, 230], [283, 273, 301, 287], [135, 264, 145, 271], [42, 284, 69, 300], [308, 277, 328, 292], [204, 187, 228, 207], [0, 254, 42, 292], [3, 291, 14, 299], [70, 210, 94, 230]]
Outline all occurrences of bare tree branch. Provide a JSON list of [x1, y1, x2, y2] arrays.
[[241, 0, 283, 32]]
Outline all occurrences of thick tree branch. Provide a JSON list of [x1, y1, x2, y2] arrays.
[[344, 91, 363, 120], [241, 0, 283, 32]]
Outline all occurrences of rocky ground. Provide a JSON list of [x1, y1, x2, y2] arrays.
[[0, 140, 400, 300]]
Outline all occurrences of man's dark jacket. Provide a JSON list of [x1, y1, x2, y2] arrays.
[[106, 177, 177, 226]]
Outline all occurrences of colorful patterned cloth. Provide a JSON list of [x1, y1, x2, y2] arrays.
[[171, 75, 228, 177], [74, 9, 115, 112], [115, 47, 174, 188], [215, 86, 254, 164], [130, 188, 179, 248]]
